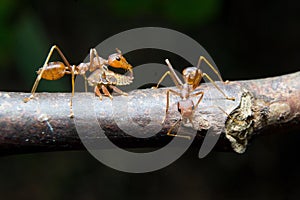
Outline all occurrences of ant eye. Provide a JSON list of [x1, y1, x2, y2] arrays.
[[116, 56, 121, 61]]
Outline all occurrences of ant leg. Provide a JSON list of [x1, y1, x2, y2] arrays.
[[82, 74, 88, 93], [186, 91, 204, 128], [163, 89, 180, 126], [202, 73, 235, 101], [109, 85, 128, 96], [166, 89, 181, 114], [94, 86, 103, 100], [197, 55, 235, 101], [197, 56, 224, 82], [67, 65, 75, 118], [89, 49, 97, 72], [165, 59, 183, 86], [167, 119, 191, 140], [161, 89, 180, 124], [191, 91, 204, 109], [89, 48, 105, 72], [179, 91, 204, 128], [24, 45, 72, 103], [164, 89, 191, 139], [206, 105, 241, 123], [152, 71, 171, 89], [65, 66, 76, 117], [214, 106, 230, 116], [153, 70, 182, 89], [101, 85, 113, 99], [152, 59, 183, 89]]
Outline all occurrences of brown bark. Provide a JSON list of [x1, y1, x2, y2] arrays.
[[0, 71, 299, 155]]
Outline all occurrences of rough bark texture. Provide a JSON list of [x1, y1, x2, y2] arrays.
[[0, 71, 299, 155]]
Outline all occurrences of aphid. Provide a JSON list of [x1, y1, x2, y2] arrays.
[[87, 67, 133, 100], [153, 57, 235, 139], [23, 45, 133, 117]]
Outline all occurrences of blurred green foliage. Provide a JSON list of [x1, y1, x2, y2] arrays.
[[108, 0, 221, 25], [0, 0, 16, 66], [164, 0, 221, 25], [14, 13, 48, 84]]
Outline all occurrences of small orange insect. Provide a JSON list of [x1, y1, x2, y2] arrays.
[[24, 45, 133, 117], [153, 57, 235, 139]]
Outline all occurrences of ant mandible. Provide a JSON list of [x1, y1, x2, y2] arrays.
[[153, 56, 235, 139]]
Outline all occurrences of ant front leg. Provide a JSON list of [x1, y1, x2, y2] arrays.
[[165, 89, 181, 114], [202, 73, 235, 101], [196, 55, 235, 100], [89, 48, 105, 72], [197, 56, 224, 82]]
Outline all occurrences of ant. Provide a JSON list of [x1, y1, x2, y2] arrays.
[[153, 57, 235, 139], [23, 45, 133, 117]]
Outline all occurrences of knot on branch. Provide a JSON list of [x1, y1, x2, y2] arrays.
[[225, 91, 254, 153]]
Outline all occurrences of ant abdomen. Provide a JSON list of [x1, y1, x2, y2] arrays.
[[38, 61, 66, 80]]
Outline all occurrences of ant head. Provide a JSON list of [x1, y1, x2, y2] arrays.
[[182, 67, 202, 86], [107, 48, 133, 71]]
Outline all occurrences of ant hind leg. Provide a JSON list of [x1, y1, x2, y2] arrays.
[[24, 45, 71, 103]]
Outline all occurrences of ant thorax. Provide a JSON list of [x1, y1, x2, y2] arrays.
[[180, 84, 191, 99]]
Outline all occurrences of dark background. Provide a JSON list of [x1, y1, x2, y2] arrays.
[[0, 0, 299, 199]]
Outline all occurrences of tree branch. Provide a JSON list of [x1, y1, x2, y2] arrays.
[[0, 71, 299, 155]]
